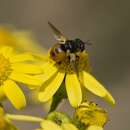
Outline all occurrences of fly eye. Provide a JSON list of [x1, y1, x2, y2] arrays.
[[50, 51, 56, 57], [85, 40, 92, 46]]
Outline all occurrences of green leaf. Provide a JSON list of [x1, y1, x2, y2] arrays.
[[49, 83, 67, 112]]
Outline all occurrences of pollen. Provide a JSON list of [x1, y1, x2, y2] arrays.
[[55, 51, 90, 74], [0, 54, 12, 85]]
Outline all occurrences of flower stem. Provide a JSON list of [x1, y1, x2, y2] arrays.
[[6, 114, 43, 122]]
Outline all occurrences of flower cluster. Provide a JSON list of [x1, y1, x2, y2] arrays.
[[75, 102, 108, 130], [0, 24, 115, 130], [0, 46, 43, 109]]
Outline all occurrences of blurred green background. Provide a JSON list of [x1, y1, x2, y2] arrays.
[[0, 0, 130, 130]]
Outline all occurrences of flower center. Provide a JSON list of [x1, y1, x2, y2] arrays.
[[76, 102, 108, 127], [54, 51, 90, 74], [0, 54, 12, 85]]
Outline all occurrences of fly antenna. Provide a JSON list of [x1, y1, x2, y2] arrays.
[[85, 40, 92, 46]]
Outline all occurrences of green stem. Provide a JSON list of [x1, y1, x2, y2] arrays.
[[6, 114, 43, 122]]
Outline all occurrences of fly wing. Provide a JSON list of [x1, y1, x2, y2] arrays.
[[48, 21, 67, 43]]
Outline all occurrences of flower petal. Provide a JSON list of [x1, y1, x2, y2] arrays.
[[10, 53, 35, 63], [38, 72, 65, 102], [82, 71, 115, 105], [0, 46, 14, 58], [13, 31, 45, 53], [65, 73, 82, 107], [87, 125, 103, 130], [31, 62, 58, 89], [12, 63, 42, 74], [41, 120, 62, 130], [39, 62, 58, 84], [62, 123, 78, 130], [2, 80, 26, 109], [9, 72, 43, 86]]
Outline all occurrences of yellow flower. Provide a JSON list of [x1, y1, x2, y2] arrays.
[[75, 102, 108, 130], [0, 25, 45, 53], [37, 50, 115, 108], [0, 46, 43, 109]]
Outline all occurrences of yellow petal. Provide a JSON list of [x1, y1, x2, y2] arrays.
[[9, 72, 43, 86], [62, 123, 78, 130], [65, 73, 82, 107], [6, 114, 43, 122], [10, 53, 35, 63], [41, 120, 62, 130], [39, 62, 58, 84], [0, 46, 14, 58], [31, 62, 58, 88], [12, 63, 42, 74], [38, 72, 65, 102], [2, 80, 26, 109], [87, 125, 103, 130], [82, 71, 115, 105], [13, 31, 45, 53], [0, 26, 15, 46]]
